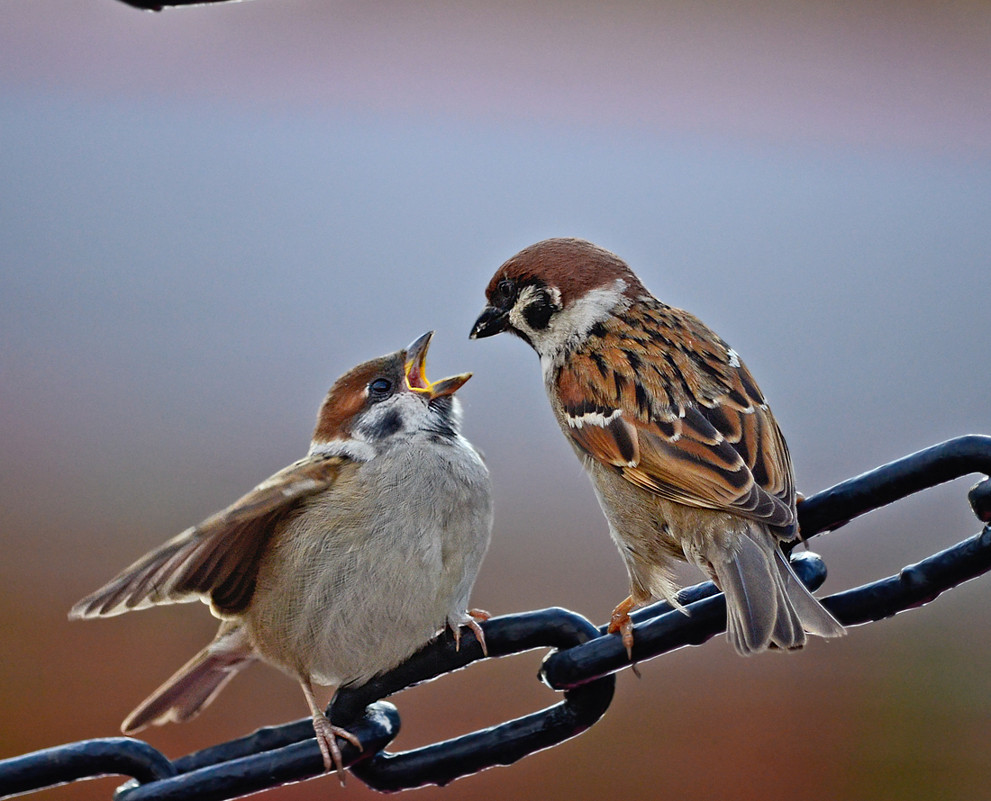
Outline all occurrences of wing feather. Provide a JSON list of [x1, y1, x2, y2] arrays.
[[69, 455, 346, 619], [555, 309, 795, 533]]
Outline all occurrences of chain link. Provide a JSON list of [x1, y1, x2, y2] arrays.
[[2, 435, 989, 800]]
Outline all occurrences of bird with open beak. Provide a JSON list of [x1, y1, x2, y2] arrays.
[[71, 332, 493, 780]]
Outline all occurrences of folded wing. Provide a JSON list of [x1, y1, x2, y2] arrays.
[[556, 340, 796, 534]]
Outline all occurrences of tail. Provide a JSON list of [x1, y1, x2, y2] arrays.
[[710, 524, 845, 656], [122, 622, 257, 734]]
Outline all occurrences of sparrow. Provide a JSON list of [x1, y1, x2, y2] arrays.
[[470, 238, 843, 656], [70, 332, 493, 778]]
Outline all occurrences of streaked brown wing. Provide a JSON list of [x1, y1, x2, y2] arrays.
[[619, 406, 794, 528], [555, 335, 795, 532], [567, 411, 641, 467], [69, 454, 346, 619]]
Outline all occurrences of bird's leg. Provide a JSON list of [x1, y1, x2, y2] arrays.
[[298, 678, 362, 784], [607, 595, 638, 659], [450, 608, 490, 656], [466, 608, 490, 656], [793, 492, 808, 542]]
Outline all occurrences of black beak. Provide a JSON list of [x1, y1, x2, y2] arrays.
[[470, 306, 509, 339]]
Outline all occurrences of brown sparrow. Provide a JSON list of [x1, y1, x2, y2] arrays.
[[70, 332, 493, 778], [470, 238, 843, 655]]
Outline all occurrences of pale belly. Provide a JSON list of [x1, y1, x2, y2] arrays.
[[244, 443, 491, 687]]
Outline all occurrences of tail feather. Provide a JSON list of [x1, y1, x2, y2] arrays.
[[711, 524, 844, 656], [773, 549, 846, 640], [123, 623, 256, 734], [768, 565, 805, 650], [717, 534, 778, 654]]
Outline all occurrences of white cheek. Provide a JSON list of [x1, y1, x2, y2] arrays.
[[540, 353, 555, 383], [531, 279, 628, 364]]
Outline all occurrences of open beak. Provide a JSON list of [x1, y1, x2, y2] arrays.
[[404, 331, 472, 399], [469, 305, 509, 339]]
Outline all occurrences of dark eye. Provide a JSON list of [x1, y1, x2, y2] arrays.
[[368, 378, 392, 399], [494, 278, 516, 305]]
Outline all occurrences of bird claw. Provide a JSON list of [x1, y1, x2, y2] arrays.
[[607, 596, 637, 660], [311, 711, 362, 784], [451, 608, 490, 656]]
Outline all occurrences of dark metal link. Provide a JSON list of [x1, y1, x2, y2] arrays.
[[796, 434, 991, 535], [349, 609, 612, 791], [352, 680, 611, 792], [166, 718, 324, 776], [2, 435, 990, 800], [113, 702, 399, 801], [823, 525, 991, 626], [543, 435, 991, 689], [969, 477, 991, 523], [542, 553, 828, 690], [595, 550, 828, 635], [0, 738, 175, 798], [543, 525, 991, 689]]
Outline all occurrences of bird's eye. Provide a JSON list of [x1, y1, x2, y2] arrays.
[[368, 378, 392, 399], [494, 278, 516, 305]]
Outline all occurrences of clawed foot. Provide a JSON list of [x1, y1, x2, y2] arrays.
[[451, 608, 490, 656], [311, 709, 363, 784], [607, 596, 637, 661], [299, 677, 362, 784]]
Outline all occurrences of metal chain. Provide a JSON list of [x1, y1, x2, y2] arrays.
[[2, 435, 990, 800]]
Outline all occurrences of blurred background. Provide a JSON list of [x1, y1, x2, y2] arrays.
[[1, 1, 989, 799]]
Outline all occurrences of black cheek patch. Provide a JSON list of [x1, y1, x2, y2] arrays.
[[370, 408, 403, 439], [523, 298, 554, 330]]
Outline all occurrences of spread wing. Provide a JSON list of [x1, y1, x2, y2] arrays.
[[556, 313, 795, 533], [69, 454, 347, 619]]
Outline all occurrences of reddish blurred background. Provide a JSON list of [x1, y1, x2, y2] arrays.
[[1, 2, 990, 799]]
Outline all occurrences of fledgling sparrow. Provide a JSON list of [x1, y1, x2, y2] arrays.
[[470, 238, 843, 656], [70, 332, 493, 778]]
